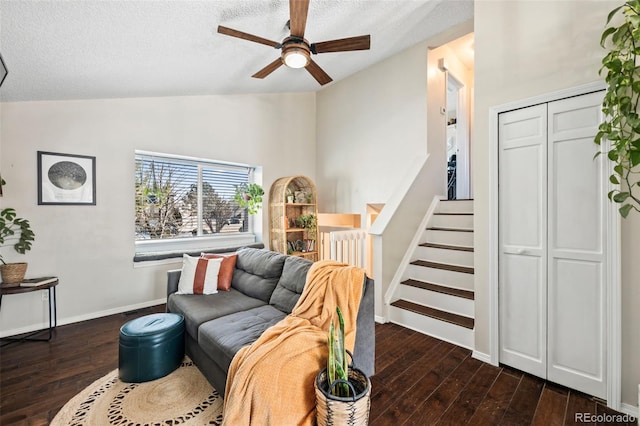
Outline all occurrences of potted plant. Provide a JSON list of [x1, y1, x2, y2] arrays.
[[286, 187, 294, 204], [597, 0, 640, 217], [296, 213, 317, 238], [0, 207, 35, 285], [315, 307, 371, 426], [234, 183, 264, 215]]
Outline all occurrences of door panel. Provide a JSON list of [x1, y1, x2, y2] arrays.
[[549, 259, 603, 379], [552, 136, 602, 252], [499, 253, 546, 377], [547, 92, 606, 398], [498, 104, 547, 378]]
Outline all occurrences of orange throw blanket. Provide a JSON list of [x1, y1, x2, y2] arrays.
[[222, 260, 365, 425]]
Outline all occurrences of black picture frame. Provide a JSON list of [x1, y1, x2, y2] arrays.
[[37, 151, 96, 205], [0, 53, 7, 88]]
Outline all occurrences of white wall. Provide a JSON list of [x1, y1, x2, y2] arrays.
[[475, 0, 639, 408], [315, 41, 429, 220], [0, 92, 316, 335]]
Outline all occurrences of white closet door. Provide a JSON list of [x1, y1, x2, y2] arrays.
[[498, 104, 548, 378], [547, 92, 606, 399]]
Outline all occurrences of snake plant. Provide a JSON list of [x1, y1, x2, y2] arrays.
[[327, 306, 350, 397]]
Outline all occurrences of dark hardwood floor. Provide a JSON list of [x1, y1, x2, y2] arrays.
[[0, 306, 636, 425]]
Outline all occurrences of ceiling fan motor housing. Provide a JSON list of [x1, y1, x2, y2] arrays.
[[281, 37, 311, 68]]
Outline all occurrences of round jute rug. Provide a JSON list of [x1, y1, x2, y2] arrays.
[[51, 358, 224, 426]]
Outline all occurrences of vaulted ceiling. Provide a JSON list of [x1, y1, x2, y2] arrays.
[[0, 0, 473, 102]]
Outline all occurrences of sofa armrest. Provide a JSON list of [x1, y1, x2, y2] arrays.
[[354, 276, 375, 377], [167, 269, 181, 297]]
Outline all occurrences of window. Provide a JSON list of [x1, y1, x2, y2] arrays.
[[134, 151, 259, 254]]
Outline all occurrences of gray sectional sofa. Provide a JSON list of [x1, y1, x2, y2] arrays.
[[167, 247, 375, 397]]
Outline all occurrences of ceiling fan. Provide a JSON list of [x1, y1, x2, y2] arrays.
[[217, 0, 371, 86]]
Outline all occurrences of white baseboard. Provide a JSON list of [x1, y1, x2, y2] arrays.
[[375, 315, 386, 324], [0, 298, 166, 338], [620, 403, 639, 418], [472, 350, 495, 365]]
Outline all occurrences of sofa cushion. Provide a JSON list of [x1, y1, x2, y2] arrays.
[[269, 255, 312, 313], [167, 288, 265, 339], [231, 248, 287, 303], [198, 305, 287, 373]]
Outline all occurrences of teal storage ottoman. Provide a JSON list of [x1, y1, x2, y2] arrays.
[[119, 313, 185, 383]]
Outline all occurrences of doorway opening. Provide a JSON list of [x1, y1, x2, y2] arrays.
[[439, 32, 474, 200]]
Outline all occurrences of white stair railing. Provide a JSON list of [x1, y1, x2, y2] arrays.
[[319, 227, 368, 268]]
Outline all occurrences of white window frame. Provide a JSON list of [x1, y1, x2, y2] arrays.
[[134, 150, 262, 255]]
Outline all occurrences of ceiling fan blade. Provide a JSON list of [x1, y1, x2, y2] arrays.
[[218, 25, 280, 48], [289, 0, 310, 38], [252, 58, 284, 79], [305, 60, 333, 86], [311, 35, 371, 54]]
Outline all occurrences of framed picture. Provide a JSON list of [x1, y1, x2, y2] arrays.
[[38, 151, 96, 205]]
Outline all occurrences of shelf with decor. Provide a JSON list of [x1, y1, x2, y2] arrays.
[[269, 176, 318, 262]]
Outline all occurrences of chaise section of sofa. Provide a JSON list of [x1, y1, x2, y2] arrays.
[[167, 247, 375, 397]]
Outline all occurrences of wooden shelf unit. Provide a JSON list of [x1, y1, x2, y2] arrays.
[[269, 176, 319, 261]]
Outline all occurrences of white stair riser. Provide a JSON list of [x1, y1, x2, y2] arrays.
[[407, 264, 474, 291], [414, 245, 474, 268], [436, 200, 474, 214], [429, 214, 474, 230], [388, 306, 474, 350], [423, 229, 474, 247], [397, 284, 474, 317]]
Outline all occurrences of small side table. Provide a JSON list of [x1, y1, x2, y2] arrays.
[[0, 277, 58, 345]]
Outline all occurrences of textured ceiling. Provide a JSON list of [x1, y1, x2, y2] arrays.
[[0, 0, 473, 102]]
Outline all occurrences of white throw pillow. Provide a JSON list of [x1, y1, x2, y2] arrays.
[[176, 254, 223, 295]]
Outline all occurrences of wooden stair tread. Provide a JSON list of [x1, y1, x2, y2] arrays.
[[419, 242, 474, 252], [426, 227, 473, 232], [390, 299, 475, 329], [401, 279, 474, 300], [411, 260, 474, 274]]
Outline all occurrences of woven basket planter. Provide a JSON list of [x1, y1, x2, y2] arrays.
[[315, 367, 371, 426], [1, 262, 28, 285]]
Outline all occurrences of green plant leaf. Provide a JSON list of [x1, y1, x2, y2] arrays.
[[610, 174, 620, 184], [607, 5, 624, 25], [602, 26, 618, 46], [620, 203, 633, 217], [613, 191, 630, 202]]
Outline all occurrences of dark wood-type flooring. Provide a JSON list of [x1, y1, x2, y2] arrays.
[[0, 305, 636, 425]]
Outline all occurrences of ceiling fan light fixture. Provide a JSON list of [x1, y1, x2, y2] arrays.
[[282, 48, 310, 69]]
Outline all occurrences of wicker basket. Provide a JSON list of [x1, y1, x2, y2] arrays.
[[315, 367, 371, 426], [0, 262, 28, 285]]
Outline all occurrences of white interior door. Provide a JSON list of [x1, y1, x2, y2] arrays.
[[498, 91, 607, 399], [498, 104, 548, 378], [546, 92, 606, 399]]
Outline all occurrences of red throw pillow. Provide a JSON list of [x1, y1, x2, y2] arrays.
[[201, 253, 237, 291]]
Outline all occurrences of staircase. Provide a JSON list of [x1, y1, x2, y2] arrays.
[[388, 199, 474, 349]]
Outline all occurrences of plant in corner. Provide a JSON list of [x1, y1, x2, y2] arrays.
[[314, 307, 371, 426], [234, 183, 264, 215], [597, 0, 640, 217], [0, 207, 35, 284]]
